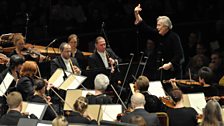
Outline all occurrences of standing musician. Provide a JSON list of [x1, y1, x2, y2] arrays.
[[16, 61, 39, 101], [134, 76, 166, 112], [68, 34, 87, 70], [134, 4, 184, 80], [50, 42, 81, 76], [28, 79, 57, 120]]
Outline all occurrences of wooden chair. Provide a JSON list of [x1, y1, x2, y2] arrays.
[[156, 112, 169, 126]]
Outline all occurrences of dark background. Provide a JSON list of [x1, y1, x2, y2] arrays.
[[0, 0, 224, 60]]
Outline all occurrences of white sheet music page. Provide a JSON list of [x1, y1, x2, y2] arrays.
[[48, 69, 66, 88], [101, 105, 122, 121], [37, 123, 51, 126], [67, 75, 87, 90], [82, 90, 95, 97], [25, 103, 46, 119], [148, 81, 166, 98], [186, 93, 206, 114], [0, 72, 14, 96]]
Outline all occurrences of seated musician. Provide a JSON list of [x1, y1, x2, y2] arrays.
[[50, 42, 81, 76], [68, 34, 87, 70], [88, 36, 121, 73], [134, 75, 166, 112], [121, 93, 161, 126], [66, 96, 97, 124], [0, 91, 28, 125], [201, 99, 224, 126], [52, 115, 68, 126], [8, 33, 44, 62], [166, 85, 198, 126], [16, 61, 39, 101], [86, 73, 113, 104], [28, 79, 57, 120], [0, 55, 24, 115], [198, 66, 219, 97]]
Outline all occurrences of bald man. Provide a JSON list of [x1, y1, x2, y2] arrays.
[[121, 93, 161, 126]]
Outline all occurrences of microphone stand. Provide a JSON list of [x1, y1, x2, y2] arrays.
[[141, 56, 149, 75], [133, 51, 144, 80], [116, 53, 134, 104], [24, 13, 29, 42], [45, 39, 57, 60]]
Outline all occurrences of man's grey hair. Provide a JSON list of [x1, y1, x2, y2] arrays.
[[131, 93, 146, 107], [94, 74, 109, 91], [157, 16, 173, 29]]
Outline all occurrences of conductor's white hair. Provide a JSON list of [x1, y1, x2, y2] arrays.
[[157, 16, 173, 29], [94, 74, 109, 91]]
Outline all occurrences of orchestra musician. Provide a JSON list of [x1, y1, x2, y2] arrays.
[[120, 93, 161, 126], [66, 96, 97, 124], [200, 99, 224, 126], [0, 91, 35, 125], [7, 33, 45, 62], [50, 42, 81, 76], [86, 74, 113, 104], [0, 55, 24, 116], [166, 83, 198, 126], [67, 34, 87, 70], [134, 76, 167, 112], [134, 4, 184, 80], [28, 79, 57, 120], [88, 36, 121, 74], [52, 115, 68, 126], [16, 61, 38, 101]]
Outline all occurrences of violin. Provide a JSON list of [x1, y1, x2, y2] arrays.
[[160, 96, 176, 108], [205, 96, 224, 101], [116, 107, 133, 122], [0, 53, 9, 64], [163, 79, 210, 87]]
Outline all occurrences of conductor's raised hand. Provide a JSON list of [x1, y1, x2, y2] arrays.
[[134, 4, 143, 25]]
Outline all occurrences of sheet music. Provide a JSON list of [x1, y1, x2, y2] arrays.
[[148, 81, 166, 98], [185, 93, 206, 114], [101, 105, 122, 121], [0, 72, 14, 96], [24, 102, 47, 119], [48, 69, 71, 88], [59, 74, 86, 90], [37, 123, 52, 126], [82, 90, 95, 97]]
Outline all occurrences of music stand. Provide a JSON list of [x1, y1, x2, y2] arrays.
[[59, 74, 87, 90], [0, 72, 14, 97], [21, 102, 48, 120], [64, 89, 95, 111]]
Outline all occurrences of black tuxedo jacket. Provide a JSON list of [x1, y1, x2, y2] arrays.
[[121, 108, 161, 126], [50, 56, 80, 76], [66, 111, 97, 124], [88, 48, 121, 70], [0, 110, 27, 125]]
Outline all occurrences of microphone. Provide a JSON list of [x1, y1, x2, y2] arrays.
[[26, 13, 29, 21], [45, 39, 57, 50], [101, 22, 105, 28]]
